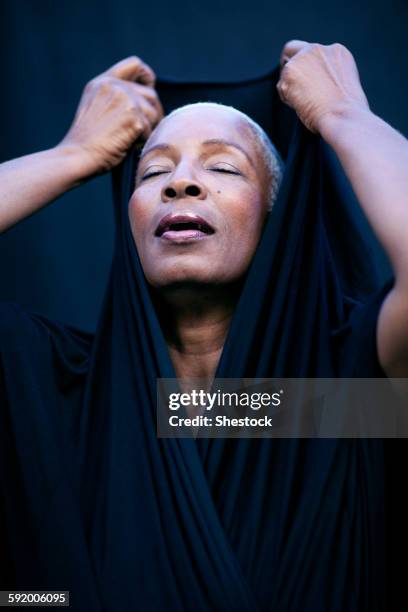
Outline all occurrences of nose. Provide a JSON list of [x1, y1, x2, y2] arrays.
[[161, 175, 207, 202]]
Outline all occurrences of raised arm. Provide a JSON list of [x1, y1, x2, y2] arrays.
[[277, 40, 408, 377], [0, 56, 163, 233]]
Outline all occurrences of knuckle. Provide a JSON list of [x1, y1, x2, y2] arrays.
[[122, 112, 140, 132], [127, 54, 142, 65], [129, 107, 143, 122], [337, 42, 352, 58], [126, 115, 138, 130], [84, 79, 94, 93], [145, 90, 159, 106], [310, 43, 328, 59], [129, 102, 142, 116], [87, 75, 104, 87], [276, 85, 286, 102], [111, 86, 128, 103], [95, 76, 114, 93], [143, 85, 157, 98], [134, 118, 146, 135], [280, 64, 292, 81], [96, 75, 111, 85]]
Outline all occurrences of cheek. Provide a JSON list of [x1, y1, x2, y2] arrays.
[[128, 192, 152, 245], [221, 187, 267, 247]]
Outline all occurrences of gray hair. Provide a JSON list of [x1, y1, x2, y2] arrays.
[[163, 101, 285, 211]]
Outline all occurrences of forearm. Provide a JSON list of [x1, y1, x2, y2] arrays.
[[319, 106, 408, 286], [0, 144, 93, 233], [0, 57, 161, 235]]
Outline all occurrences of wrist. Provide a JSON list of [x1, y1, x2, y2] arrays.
[[316, 102, 373, 144], [52, 141, 101, 187]]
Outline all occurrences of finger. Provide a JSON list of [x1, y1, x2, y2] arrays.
[[131, 108, 152, 142], [280, 39, 310, 67], [128, 82, 164, 120], [137, 96, 161, 127], [139, 115, 153, 141], [276, 80, 288, 105], [104, 56, 156, 86], [115, 81, 163, 127]]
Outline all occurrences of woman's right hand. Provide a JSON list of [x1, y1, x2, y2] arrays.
[[58, 56, 164, 177]]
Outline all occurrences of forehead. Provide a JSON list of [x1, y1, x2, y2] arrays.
[[145, 105, 255, 152]]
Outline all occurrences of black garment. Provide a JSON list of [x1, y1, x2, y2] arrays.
[[0, 66, 400, 611]]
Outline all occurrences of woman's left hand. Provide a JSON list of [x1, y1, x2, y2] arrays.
[[277, 40, 370, 133]]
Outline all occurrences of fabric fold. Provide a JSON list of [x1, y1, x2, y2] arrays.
[[0, 63, 396, 611]]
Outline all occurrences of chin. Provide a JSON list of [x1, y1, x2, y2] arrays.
[[144, 265, 249, 300], [147, 270, 218, 290]]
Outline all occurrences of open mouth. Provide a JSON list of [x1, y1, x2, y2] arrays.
[[155, 214, 215, 240]]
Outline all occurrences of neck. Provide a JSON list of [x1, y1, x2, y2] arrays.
[[153, 282, 242, 382]]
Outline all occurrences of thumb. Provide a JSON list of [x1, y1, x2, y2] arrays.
[[280, 40, 310, 66], [104, 56, 156, 86]]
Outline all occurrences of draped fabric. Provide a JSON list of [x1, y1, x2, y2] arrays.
[[0, 66, 399, 611]]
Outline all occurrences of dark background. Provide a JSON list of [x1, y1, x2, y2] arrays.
[[0, 0, 407, 332]]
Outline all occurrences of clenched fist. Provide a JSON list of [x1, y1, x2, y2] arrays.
[[59, 56, 164, 176], [277, 40, 369, 134]]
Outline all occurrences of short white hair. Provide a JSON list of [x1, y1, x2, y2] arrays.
[[163, 101, 285, 211]]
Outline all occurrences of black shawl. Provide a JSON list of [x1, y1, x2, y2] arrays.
[[0, 66, 399, 611]]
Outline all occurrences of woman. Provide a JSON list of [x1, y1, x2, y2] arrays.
[[0, 41, 407, 611], [1, 42, 407, 380]]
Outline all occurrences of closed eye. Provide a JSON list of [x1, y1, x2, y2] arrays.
[[141, 170, 169, 181], [210, 168, 241, 175], [140, 167, 241, 181]]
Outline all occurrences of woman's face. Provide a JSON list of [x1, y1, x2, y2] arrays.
[[129, 105, 270, 289]]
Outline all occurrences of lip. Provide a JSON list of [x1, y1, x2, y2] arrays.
[[154, 213, 215, 240]]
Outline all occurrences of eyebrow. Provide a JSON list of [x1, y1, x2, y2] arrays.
[[139, 138, 255, 167]]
